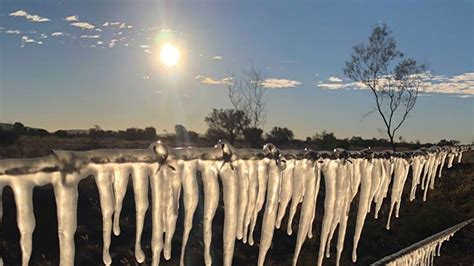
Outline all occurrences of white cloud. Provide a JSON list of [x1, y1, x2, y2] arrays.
[[21, 36, 36, 43], [70, 22, 95, 30], [9, 10, 51, 22], [5, 30, 21, 34], [196, 75, 233, 85], [328, 76, 342, 82], [316, 72, 474, 96], [64, 15, 79, 22], [262, 78, 302, 88], [51, 32, 64, 37], [139, 45, 149, 49], [97, 41, 104, 45], [212, 56, 223, 60], [317, 80, 367, 90], [102, 22, 132, 29], [80, 34, 100, 39], [144, 49, 152, 54], [21, 36, 41, 46], [109, 39, 117, 48], [454, 95, 472, 99]]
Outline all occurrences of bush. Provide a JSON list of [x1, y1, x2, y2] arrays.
[[0, 129, 18, 146]]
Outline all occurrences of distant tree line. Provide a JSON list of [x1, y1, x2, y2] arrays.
[[0, 120, 462, 150]]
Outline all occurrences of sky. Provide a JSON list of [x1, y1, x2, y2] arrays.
[[0, 0, 473, 143]]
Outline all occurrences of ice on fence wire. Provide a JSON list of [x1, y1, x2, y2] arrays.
[[0, 143, 469, 265]]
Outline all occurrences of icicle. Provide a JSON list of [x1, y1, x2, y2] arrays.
[[409, 156, 423, 201], [292, 159, 317, 265], [325, 159, 352, 266], [199, 160, 220, 266], [308, 162, 322, 238], [429, 152, 442, 190], [13, 181, 36, 266], [457, 150, 463, 163], [447, 152, 455, 168], [375, 158, 390, 218], [243, 160, 258, 244], [257, 159, 283, 266], [163, 160, 182, 260], [275, 159, 295, 229], [351, 158, 373, 262], [386, 158, 410, 229], [112, 164, 131, 236], [350, 158, 361, 200], [420, 154, 432, 191], [150, 168, 164, 266], [93, 165, 116, 265], [368, 158, 383, 213], [317, 159, 338, 266], [131, 164, 151, 263], [179, 160, 199, 266], [438, 150, 448, 178], [422, 154, 436, 201], [395, 159, 411, 218], [335, 162, 352, 266], [249, 158, 269, 245], [53, 172, 80, 266], [219, 160, 239, 266], [236, 160, 249, 241], [286, 159, 306, 235]]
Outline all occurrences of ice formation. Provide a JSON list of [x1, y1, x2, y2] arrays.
[[0, 141, 470, 266], [373, 218, 474, 266]]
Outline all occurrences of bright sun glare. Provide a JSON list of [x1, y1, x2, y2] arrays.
[[159, 44, 180, 67]]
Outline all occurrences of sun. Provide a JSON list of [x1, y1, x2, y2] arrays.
[[159, 44, 180, 67]]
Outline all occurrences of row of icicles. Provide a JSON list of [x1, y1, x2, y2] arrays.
[[380, 218, 474, 265], [0, 141, 470, 266]]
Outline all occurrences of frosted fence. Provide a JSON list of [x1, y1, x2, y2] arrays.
[[0, 140, 470, 266], [371, 218, 474, 266]]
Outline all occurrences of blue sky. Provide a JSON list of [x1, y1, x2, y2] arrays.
[[0, 0, 473, 143]]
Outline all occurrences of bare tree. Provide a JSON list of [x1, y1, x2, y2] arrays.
[[228, 65, 267, 128], [344, 24, 430, 151]]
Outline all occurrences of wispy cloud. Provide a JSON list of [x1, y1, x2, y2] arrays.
[[262, 78, 302, 88], [328, 76, 342, 82], [212, 55, 223, 60], [196, 75, 233, 85], [21, 36, 36, 43], [51, 32, 64, 37], [5, 29, 21, 34], [9, 10, 51, 22], [80, 34, 100, 39], [70, 22, 95, 30], [64, 15, 79, 22], [21, 36, 42, 46], [102, 22, 133, 29], [317, 72, 474, 97]]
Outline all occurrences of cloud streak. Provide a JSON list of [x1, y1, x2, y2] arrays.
[[196, 75, 233, 85], [9, 10, 51, 22], [317, 72, 474, 97], [262, 78, 302, 88], [64, 15, 79, 22], [70, 22, 95, 30]]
